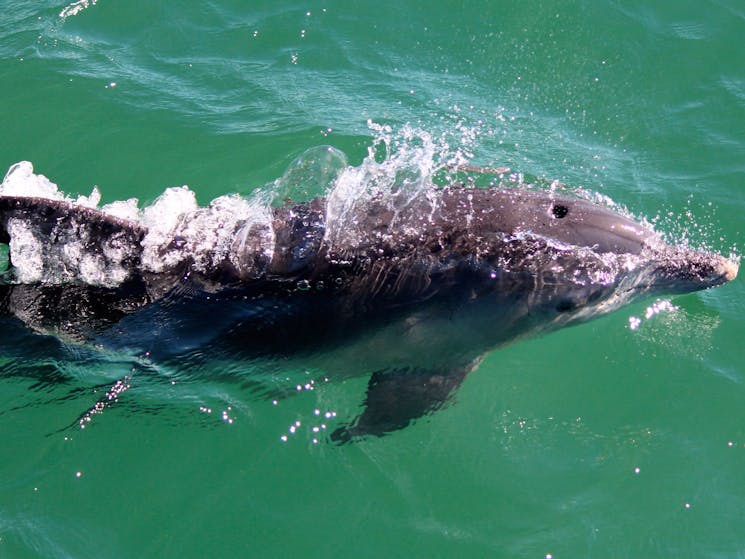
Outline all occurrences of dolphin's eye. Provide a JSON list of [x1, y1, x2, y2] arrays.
[[551, 204, 569, 219], [555, 298, 576, 312]]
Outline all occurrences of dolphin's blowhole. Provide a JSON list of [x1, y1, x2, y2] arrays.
[[551, 204, 569, 219]]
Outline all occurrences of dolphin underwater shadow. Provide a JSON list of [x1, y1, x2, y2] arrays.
[[0, 162, 738, 441]]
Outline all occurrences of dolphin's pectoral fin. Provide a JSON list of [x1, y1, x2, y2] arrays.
[[330, 364, 472, 443]]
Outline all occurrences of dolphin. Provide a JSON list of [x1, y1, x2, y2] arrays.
[[0, 182, 738, 440]]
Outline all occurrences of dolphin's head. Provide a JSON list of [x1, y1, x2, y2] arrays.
[[470, 188, 738, 294], [481, 188, 657, 255], [440, 188, 739, 330]]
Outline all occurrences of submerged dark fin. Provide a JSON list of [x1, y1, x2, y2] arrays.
[[330, 364, 473, 444]]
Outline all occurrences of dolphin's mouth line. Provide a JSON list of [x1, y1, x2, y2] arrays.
[[615, 253, 738, 298]]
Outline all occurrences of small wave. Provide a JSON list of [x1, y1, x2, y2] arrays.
[[670, 21, 707, 41]]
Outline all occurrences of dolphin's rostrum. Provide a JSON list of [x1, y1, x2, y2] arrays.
[[0, 167, 737, 440]]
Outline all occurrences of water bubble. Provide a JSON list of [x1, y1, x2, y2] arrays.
[[272, 146, 348, 203], [296, 279, 311, 291]]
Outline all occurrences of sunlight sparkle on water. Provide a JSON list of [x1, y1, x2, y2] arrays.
[[78, 378, 132, 429], [221, 408, 234, 424], [629, 299, 678, 331], [277, 409, 335, 444]]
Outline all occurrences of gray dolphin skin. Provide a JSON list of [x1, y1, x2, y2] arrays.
[[0, 185, 738, 441]]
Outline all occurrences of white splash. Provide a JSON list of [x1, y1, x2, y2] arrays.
[[59, 0, 98, 20], [0, 161, 274, 285], [101, 199, 141, 222], [139, 188, 274, 275], [324, 121, 473, 246], [1, 162, 137, 285], [6, 219, 44, 283], [1, 161, 65, 200]]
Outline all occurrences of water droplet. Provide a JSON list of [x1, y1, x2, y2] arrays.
[[296, 279, 311, 291]]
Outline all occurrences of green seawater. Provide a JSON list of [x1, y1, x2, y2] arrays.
[[1, 1, 745, 557]]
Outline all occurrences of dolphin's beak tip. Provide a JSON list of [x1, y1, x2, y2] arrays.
[[722, 257, 739, 282]]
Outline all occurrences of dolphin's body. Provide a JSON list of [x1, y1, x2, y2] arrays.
[[0, 184, 737, 440]]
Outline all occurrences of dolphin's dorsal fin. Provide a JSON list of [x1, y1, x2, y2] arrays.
[[0, 195, 147, 243], [0, 195, 147, 285]]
